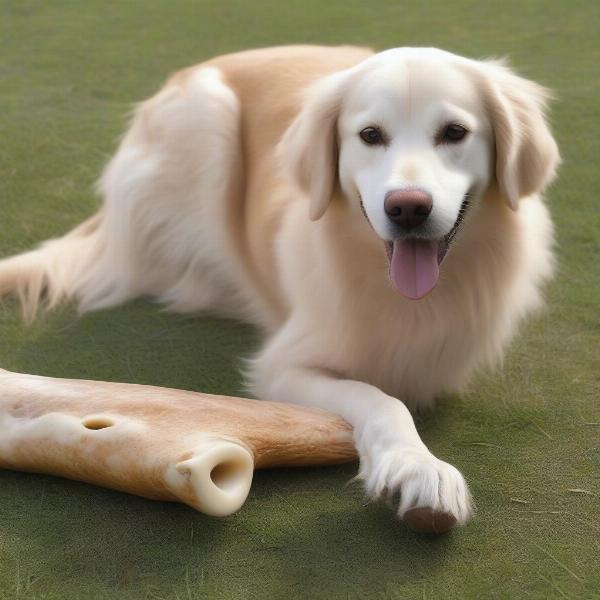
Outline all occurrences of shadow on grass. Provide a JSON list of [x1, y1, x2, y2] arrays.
[[0, 301, 466, 596], [1, 463, 462, 598], [0, 300, 259, 395]]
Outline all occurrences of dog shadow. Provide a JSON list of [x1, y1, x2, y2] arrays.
[[0, 302, 462, 596]]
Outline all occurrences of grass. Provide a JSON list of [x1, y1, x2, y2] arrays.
[[0, 0, 599, 598]]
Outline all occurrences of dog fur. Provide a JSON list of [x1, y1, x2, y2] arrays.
[[0, 45, 559, 526]]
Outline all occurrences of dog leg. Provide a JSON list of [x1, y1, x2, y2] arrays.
[[0, 66, 247, 321], [251, 364, 472, 533]]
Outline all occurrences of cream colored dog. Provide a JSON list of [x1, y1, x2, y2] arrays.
[[0, 45, 559, 529]]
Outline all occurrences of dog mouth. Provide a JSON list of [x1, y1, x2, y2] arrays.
[[383, 196, 471, 300]]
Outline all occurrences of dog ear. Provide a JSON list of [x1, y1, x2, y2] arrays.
[[279, 69, 354, 221], [477, 61, 560, 210]]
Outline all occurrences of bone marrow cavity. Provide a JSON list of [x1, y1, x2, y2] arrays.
[[210, 459, 249, 493]]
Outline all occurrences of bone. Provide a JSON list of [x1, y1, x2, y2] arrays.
[[0, 369, 356, 516]]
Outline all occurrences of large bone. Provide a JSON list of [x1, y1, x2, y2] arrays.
[[0, 369, 356, 516]]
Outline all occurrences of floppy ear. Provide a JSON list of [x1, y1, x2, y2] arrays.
[[477, 61, 560, 210], [279, 70, 353, 221]]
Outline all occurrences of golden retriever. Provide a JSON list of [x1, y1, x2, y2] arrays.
[[0, 45, 559, 530]]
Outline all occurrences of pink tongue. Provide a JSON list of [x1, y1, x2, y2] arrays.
[[390, 239, 440, 299]]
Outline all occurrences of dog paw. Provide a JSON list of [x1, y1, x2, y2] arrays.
[[359, 448, 473, 533]]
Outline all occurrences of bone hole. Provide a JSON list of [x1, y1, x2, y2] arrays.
[[82, 416, 114, 430], [210, 460, 248, 493]]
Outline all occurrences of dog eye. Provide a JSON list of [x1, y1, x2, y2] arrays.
[[438, 123, 469, 144], [359, 127, 385, 146]]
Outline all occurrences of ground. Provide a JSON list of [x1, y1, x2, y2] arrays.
[[0, 1, 599, 598]]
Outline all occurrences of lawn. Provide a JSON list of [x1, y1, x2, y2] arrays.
[[0, 1, 599, 598]]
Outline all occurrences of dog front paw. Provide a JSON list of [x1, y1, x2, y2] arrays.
[[359, 448, 473, 533]]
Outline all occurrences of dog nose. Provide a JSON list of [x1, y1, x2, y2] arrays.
[[384, 189, 432, 230]]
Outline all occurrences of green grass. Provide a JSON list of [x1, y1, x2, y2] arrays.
[[1, 1, 599, 598]]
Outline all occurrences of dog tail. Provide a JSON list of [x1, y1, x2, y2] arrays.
[[0, 212, 105, 322]]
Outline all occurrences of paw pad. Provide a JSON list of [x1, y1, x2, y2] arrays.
[[403, 507, 457, 534]]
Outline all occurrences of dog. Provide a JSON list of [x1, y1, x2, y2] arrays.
[[0, 45, 559, 530]]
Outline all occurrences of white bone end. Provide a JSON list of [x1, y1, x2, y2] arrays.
[[172, 440, 254, 517]]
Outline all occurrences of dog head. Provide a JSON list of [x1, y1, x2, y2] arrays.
[[280, 48, 559, 299]]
